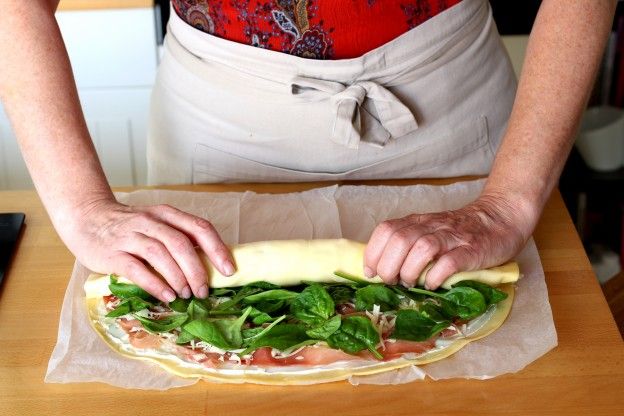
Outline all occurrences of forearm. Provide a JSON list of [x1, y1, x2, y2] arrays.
[[0, 1, 113, 229], [483, 0, 615, 233]]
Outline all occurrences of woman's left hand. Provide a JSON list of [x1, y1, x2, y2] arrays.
[[363, 193, 536, 289]]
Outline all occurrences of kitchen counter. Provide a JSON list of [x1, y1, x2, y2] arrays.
[[1, 180, 623, 415]]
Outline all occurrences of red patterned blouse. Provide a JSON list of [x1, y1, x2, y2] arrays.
[[171, 0, 462, 60]]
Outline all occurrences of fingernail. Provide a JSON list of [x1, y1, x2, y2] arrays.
[[162, 289, 176, 303], [363, 266, 374, 278], [401, 280, 414, 289], [181, 286, 192, 299], [222, 261, 235, 276], [198, 284, 208, 299]]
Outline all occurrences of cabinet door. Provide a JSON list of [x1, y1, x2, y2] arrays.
[[80, 88, 152, 187], [0, 113, 33, 190]]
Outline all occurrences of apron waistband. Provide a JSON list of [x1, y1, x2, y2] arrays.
[[166, 0, 491, 148]]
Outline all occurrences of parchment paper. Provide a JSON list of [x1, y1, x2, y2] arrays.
[[45, 180, 557, 389]]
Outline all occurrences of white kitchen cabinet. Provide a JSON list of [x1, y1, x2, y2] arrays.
[[0, 6, 157, 190]]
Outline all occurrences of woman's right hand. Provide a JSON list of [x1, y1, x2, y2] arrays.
[[61, 199, 235, 303]]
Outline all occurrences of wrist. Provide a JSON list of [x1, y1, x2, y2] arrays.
[[474, 186, 544, 243]]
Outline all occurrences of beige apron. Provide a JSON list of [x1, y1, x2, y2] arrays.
[[147, 0, 517, 185]]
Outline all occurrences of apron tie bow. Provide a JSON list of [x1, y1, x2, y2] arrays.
[[290, 77, 418, 149]]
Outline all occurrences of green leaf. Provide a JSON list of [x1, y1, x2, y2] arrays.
[[169, 297, 191, 313], [242, 289, 299, 304], [175, 329, 196, 345], [249, 307, 279, 325], [106, 296, 153, 318], [108, 275, 154, 301], [251, 300, 287, 316], [242, 315, 286, 343], [419, 300, 448, 322], [327, 316, 383, 359], [183, 320, 236, 350], [187, 299, 210, 320], [240, 324, 311, 355], [354, 284, 400, 312], [305, 314, 341, 339], [333, 271, 370, 287], [211, 288, 237, 297], [391, 286, 427, 302], [452, 280, 508, 305], [182, 307, 252, 350], [392, 309, 450, 342], [408, 286, 487, 320], [133, 313, 189, 333], [244, 281, 282, 290], [327, 285, 355, 305], [213, 286, 262, 311], [439, 287, 487, 320], [290, 284, 335, 326]]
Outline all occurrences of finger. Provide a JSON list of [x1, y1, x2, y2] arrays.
[[424, 245, 479, 290], [399, 234, 445, 287], [364, 216, 417, 279], [111, 253, 176, 303], [148, 205, 235, 278], [139, 220, 209, 299], [376, 225, 428, 285], [123, 233, 191, 299]]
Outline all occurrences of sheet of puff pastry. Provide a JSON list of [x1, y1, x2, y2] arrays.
[[201, 239, 520, 289], [84, 239, 519, 385]]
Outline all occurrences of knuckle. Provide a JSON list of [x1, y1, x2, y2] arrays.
[[377, 220, 395, 236], [440, 256, 460, 275], [390, 229, 413, 250], [145, 243, 165, 257], [170, 234, 193, 253], [124, 258, 145, 275], [193, 217, 214, 232]]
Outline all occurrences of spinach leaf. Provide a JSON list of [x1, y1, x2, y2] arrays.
[[182, 307, 252, 349], [242, 315, 286, 343], [133, 313, 189, 333], [169, 297, 191, 313], [240, 324, 311, 355], [109, 275, 154, 301], [251, 300, 287, 316], [175, 329, 196, 345], [327, 316, 383, 359], [452, 280, 508, 305], [211, 288, 236, 297], [290, 284, 335, 326], [213, 286, 262, 311], [244, 281, 282, 290], [333, 271, 370, 287], [327, 285, 355, 305], [392, 309, 450, 342], [187, 299, 210, 320], [439, 287, 487, 320], [106, 296, 153, 318], [249, 307, 280, 325], [391, 286, 427, 302], [305, 314, 341, 339], [419, 300, 448, 322], [408, 286, 487, 320], [354, 284, 399, 312], [242, 289, 299, 304]]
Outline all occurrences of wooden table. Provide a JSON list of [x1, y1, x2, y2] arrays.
[[1, 180, 623, 416]]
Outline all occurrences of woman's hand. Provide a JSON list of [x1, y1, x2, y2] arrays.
[[62, 199, 234, 303], [363, 193, 536, 290]]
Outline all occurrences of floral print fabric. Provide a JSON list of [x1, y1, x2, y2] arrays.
[[171, 0, 462, 59]]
